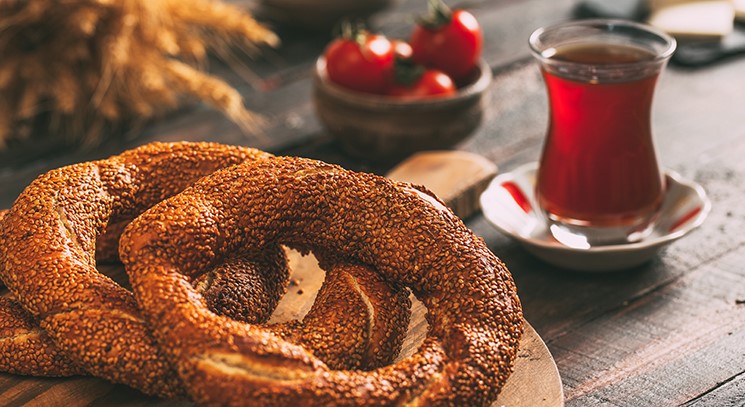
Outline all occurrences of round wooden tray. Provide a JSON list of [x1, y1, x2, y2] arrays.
[[496, 320, 565, 406]]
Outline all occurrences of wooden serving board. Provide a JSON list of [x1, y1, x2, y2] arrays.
[[0, 151, 563, 406]]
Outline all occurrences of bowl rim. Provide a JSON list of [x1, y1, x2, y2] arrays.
[[314, 56, 492, 108]]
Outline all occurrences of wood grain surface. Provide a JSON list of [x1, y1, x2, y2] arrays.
[[1, 0, 745, 405]]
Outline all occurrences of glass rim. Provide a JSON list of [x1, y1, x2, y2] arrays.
[[529, 19, 677, 67]]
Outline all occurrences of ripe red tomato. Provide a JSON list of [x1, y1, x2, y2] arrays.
[[324, 33, 395, 94], [387, 69, 456, 99], [410, 2, 483, 81], [392, 40, 413, 60]]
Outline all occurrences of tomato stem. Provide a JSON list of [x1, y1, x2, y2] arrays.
[[418, 0, 453, 30], [335, 19, 369, 46], [393, 58, 425, 86]]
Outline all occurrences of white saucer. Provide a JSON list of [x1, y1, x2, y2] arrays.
[[479, 162, 711, 272]]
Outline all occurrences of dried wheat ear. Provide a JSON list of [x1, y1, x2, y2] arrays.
[[0, 0, 279, 149]]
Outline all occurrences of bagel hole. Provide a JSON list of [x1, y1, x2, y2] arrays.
[[98, 244, 430, 370], [266, 247, 324, 325], [396, 294, 428, 362], [272, 248, 429, 367], [97, 263, 131, 289]]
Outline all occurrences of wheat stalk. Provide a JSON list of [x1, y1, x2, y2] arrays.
[[0, 0, 278, 150]]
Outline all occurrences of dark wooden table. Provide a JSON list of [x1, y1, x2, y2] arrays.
[[2, 0, 745, 405]]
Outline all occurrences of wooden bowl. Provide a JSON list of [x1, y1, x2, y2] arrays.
[[313, 57, 492, 161]]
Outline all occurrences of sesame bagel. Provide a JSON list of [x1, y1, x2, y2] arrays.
[[0, 142, 274, 396], [0, 142, 411, 397], [120, 156, 523, 406]]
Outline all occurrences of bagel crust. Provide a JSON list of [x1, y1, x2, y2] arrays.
[[0, 142, 275, 396], [121, 156, 524, 406], [0, 296, 83, 377]]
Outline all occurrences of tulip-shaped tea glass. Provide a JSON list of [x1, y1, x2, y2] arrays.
[[529, 19, 676, 247]]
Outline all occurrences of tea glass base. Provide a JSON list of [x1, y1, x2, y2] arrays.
[[545, 216, 656, 249]]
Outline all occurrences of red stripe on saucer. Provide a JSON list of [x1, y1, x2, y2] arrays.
[[670, 206, 702, 232], [501, 181, 532, 214]]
